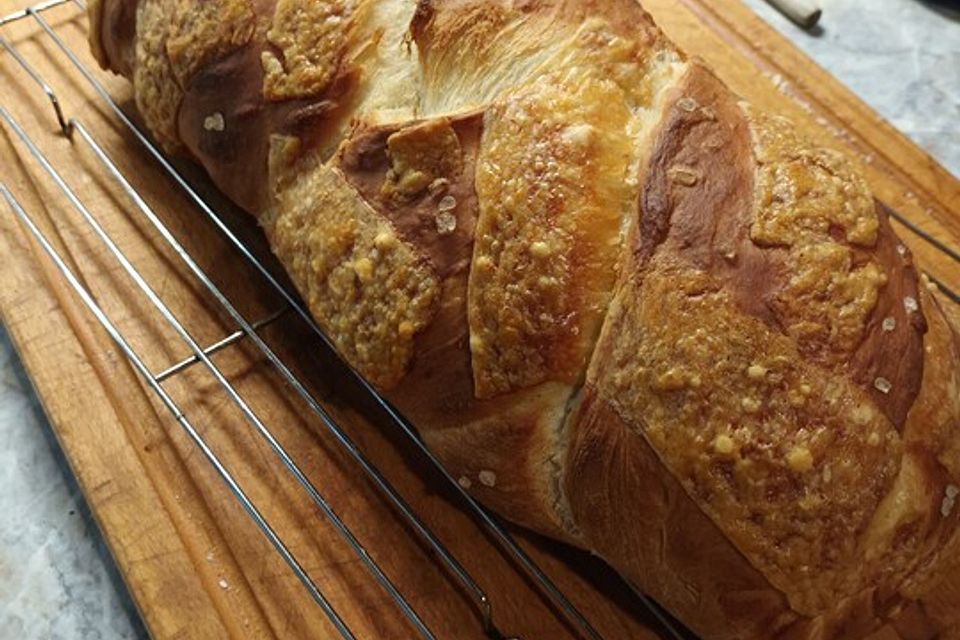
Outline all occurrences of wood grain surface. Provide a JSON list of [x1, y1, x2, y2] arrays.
[[0, 1, 957, 639]]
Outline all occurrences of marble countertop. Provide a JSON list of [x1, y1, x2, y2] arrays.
[[740, 0, 960, 175], [1, 1, 957, 638], [0, 325, 148, 640]]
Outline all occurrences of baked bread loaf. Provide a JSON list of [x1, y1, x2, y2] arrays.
[[87, 0, 960, 637]]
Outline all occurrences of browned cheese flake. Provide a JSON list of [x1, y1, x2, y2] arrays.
[[594, 262, 901, 614], [748, 109, 886, 366], [468, 71, 633, 398], [134, 0, 256, 150], [262, 0, 354, 101], [265, 138, 440, 388]]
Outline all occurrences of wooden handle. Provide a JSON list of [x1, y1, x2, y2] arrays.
[[765, 0, 822, 28]]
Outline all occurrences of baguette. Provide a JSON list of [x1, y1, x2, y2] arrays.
[[87, 0, 960, 637]]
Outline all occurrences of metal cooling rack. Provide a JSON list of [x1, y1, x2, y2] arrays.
[[0, 1, 692, 638], [1, 1, 957, 639]]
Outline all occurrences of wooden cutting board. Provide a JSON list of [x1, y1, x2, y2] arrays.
[[0, 1, 957, 639]]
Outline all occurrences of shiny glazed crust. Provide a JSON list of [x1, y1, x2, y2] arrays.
[[87, 0, 960, 637]]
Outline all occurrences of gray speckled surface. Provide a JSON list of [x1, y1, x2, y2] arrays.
[[0, 1, 958, 638], [0, 325, 148, 640], [740, 0, 960, 176]]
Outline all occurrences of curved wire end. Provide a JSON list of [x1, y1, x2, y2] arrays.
[[50, 92, 72, 137], [24, 8, 73, 137], [0, 30, 73, 138]]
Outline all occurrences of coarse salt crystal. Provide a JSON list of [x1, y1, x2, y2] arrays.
[[478, 470, 497, 487], [942, 485, 959, 517], [437, 195, 457, 211], [903, 296, 918, 313], [669, 165, 699, 186], [457, 476, 472, 489], [881, 317, 896, 332], [436, 211, 457, 235], [203, 112, 225, 132], [428, 178, 449, 196], [873, 377, 892, 394]]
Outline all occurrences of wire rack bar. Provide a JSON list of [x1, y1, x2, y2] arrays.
[[0, 0, 65, 24], [1, 10, 507, 637], [47, 4, 960, 635], [70, 113, 482, 638], [154, 308, 289, 382], [884, 204, 960, 265], [925, 272, 960, 306], [0, 183, 357, 640], [0, 35, 69, 133], [1, 105, 439, 639], [22, 2, 609, 638], [5, 1, 957, 639], [881, 205, 960, 303]]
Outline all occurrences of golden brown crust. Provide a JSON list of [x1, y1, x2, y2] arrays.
[[585, 262, 902, 615], [379, 119, 464, 204], [261, 0, 353, 101], [87, 0, 135, 73], [638, 65, 927, 430], [166, 0, 257, 88], [264, 136, 440, 388], [337, 113, 484, 279], [748, 108, 888, 369], [335, 111, 582, 536], [566, 386, 799, 640], [89, 0, 960, 637], [746, 113, 926, 428], [850, 206, 928, 428], [131, 0, 184, 150], [128, 0, 259, 151], [468, 69, 632, 398]]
